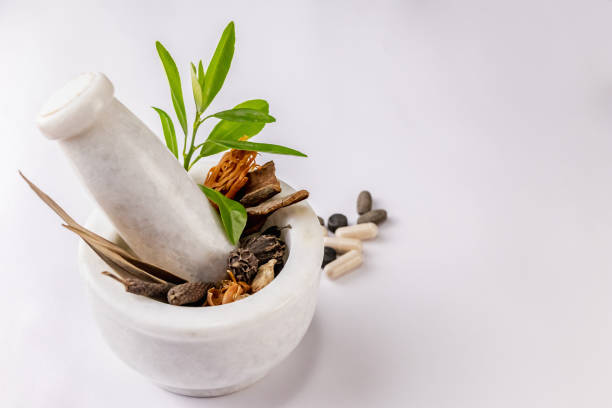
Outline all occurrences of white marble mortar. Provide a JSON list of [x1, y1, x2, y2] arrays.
[[78, 161, 323, 397]]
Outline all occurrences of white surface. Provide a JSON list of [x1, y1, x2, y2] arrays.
[[2, 0, 612, 407]]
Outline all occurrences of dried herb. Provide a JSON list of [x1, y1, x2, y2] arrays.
[[251, 259, 276, 293], [226, 248, 259, 283], [246, 190, 309, 217], [102, 271, 174, 300], [243, 190, 309, 234], [238, 161, 281, 207], [243, 234, 287, 275], [204, 148, 258, 199], [167, 282, 215, 306], [221, 283, 247, 304]]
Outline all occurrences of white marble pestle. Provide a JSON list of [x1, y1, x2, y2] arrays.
[[37, 72, 233, 282]]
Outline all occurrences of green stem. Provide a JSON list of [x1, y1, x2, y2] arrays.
[[183, 114, 202, 170]]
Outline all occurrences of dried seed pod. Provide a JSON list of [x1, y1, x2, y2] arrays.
[[167, 281, 213, 306], [244, 234, 287, 275], [227, 248, 259, 283], [102, 271, 173, 300], [252, 259, 276, 293]]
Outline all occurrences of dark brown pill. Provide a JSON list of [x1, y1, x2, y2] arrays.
[[357, 209, 387, 225], [321, 246, 337, 268], [318, 216, 325, 226], [357, 191, 372, 215], [328, 213, 348, 232]]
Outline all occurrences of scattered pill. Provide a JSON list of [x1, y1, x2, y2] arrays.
[[321, 246, 337, 268], [328, 213, 348, 232], [357, 190, 372, 215], [335, 222, 378, 240], [323, 236, 362, 253], [357, 209, 387, 225], [318, 216, 325, 226], [324, 249, 363, 280]]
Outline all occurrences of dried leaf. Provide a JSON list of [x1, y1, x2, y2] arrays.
[[20, 171, 185, 284], [63, 224, 185, 284]]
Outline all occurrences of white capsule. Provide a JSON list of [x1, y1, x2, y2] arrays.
[[321, 225, 328, 237], [323, 236, 362, 253], [324, 249, 363, 280], [335, 222, 378, 240]]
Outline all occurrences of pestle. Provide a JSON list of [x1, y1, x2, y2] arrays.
[[36, 72, 233, 282]]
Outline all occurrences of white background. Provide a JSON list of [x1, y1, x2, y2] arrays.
[[2, 0, 612, 406]]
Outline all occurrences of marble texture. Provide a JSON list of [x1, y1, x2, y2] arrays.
[[78, 162, 323, 397], [38, 73, 233, 282]]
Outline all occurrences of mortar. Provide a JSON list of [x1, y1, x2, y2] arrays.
[[78, 160, 323, 397]]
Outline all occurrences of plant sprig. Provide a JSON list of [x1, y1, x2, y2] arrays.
[[154, 21, 307, 243]]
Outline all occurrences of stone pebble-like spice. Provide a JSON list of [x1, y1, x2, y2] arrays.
[[319, 190, 387, 279]]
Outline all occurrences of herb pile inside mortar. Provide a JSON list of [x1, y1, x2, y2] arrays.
[[22, 21, 310, 307]]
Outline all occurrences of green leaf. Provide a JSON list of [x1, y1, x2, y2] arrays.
[[197, 60, 205, 89], [202, 21, 235, 111], [206, 108, 276, 123], [205, 139, 307, 157], [190, 62, 204, 112], [155, 41, 188, 136], [152, 107, 178, 158], [200, 99, 269, 157], [199, 185, 247, 245]]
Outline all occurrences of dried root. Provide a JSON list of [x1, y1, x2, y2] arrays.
[[204, 148, 258, 199]]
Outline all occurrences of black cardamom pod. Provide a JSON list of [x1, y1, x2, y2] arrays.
[[244, 234, 287, 275]]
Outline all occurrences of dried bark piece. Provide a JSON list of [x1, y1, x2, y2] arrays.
[[101, 271, 173, 300], [244, 234, 286, 274], [239, 161, 281, 207], [252, 259, 276, 293], [246, 189, 309, 217], [167, 282, 214, 306], [227, 248, 259, 283]]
